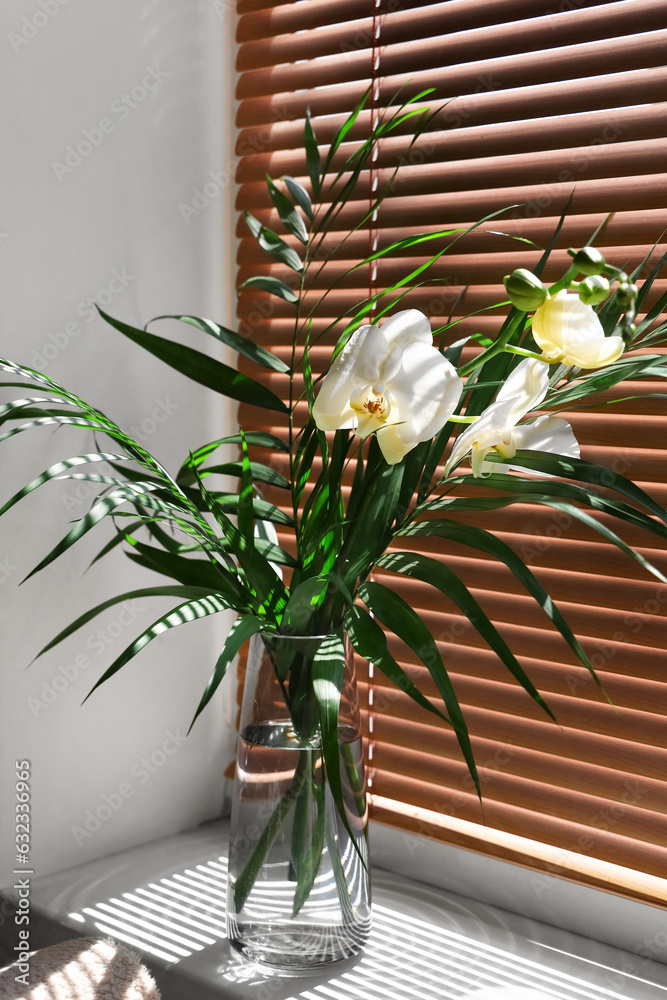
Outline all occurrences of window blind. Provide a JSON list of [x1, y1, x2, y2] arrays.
[[234, 0, 667, 907]]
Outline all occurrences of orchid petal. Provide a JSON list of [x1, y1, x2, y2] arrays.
[[559, 336, 624, 369], [532, 291, 622, 369], [388, 342, 462, 443], [497, 414, 580, 475], [312, 324, 385, 431], [313, 310, 462, 463], [446, 398, 517, 473], [511, 414, 580, 458], [377, 309, 435, 381], [495, 358, 550, 424]]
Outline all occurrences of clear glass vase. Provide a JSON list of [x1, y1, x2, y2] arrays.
[[226, 630, 371, 973]]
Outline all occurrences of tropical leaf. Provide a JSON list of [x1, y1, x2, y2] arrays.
[[358, 580, 481, 797], [375, 553, 556, 720], [36, 585, 227, 659], [178, 459, 290, 491], [244, 212, 303, 272], [312, 631, 363, 856], [345, 604, 449, 723], [303, 111, 321, 197], [83, 594, 235, 702], [148, 314, 289, 373], [189, 615, 264, 729], [124, 540, 244, 596], [98, 308, 289, 413], [238, 275, 298, 303], [282, 174, 313, 220], [398, 519, 605, 690], [23, 483, 196, 583], [0, 453, 128, 517], [267, 177, 309, 244], [486, 451, 667, 525]]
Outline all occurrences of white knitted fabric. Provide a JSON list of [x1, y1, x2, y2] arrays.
[[0, 937, 161, 1000]]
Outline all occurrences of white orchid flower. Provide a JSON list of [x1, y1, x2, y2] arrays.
[[312, 310, 463, 465], [445, 357, 579, 478], [532, 289, 624, 368]]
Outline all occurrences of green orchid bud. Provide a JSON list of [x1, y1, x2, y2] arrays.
[[578, 275, 610, 306], [616, 282, 638, 308], [568, 246, 606, 276], [503, 268, 548, 312]]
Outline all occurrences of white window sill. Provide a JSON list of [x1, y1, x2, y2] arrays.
[[2, 819, 667, 999]]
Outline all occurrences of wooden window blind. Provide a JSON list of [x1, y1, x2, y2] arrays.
[[234, 0, 667, 907]]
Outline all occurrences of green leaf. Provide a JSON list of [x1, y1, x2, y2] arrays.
[[283, 577, 329, 634], [322, 90, 369, 176], [36, 585, 225, 659], [24, 484, 194, 582], [487, 450, 667, 525], [0, 452, 128, 517], [303, 111, 321, 197], [266, 177, 309, 244], [312, 632, 362, 858], [358, 580, 481, 797], [209, 493, 294, 527], [376, 552, 556, 723], [281, 175, 313, 220], [399, 519, 605, 693], [84, 594, 234, 702], [239, 275, 298, 304], [244, 212, 303, 272], [292, 766, 324, 916], [98, 308, 289, 413], [125, 540, 243, 594], [181, 460, 290, 491], [176, 432, 289, 486], [149, 315, 289, 373], [344, 605, 449, 723], [189, 615, 263, 729], [547, 355, 667, 408], [0, 414, 109, 445], [234, 749, 310, 911], [237, 431, 254, 550], [192, 466, 289, 616]]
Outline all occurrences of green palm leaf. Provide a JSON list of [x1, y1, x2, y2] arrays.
[[83, 594, 235, 702], [98, 309, 289, 413], [376, 551, 556, 723], [189, 615, 264, 729], [358, 580, 481, 797], [399, 519, 606, 693]]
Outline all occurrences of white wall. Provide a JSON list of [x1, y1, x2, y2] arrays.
[[0, 0, 239, 883]]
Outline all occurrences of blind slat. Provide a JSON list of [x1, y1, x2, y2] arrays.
[[235, 0, 667, 905]]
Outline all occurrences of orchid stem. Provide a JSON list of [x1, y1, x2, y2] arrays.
[[504, 346, 547, 362]]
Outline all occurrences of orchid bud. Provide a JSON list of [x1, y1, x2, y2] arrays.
[[578, 275, 610, 307], [503, 269, 548, 312], [568, 246, 606, 276], [616, 282, 638, 308]]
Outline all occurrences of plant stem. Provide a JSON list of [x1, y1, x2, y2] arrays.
[[233, 748, 311, 912]]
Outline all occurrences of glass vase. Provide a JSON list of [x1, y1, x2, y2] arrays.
[[226, 629, 371, 973]]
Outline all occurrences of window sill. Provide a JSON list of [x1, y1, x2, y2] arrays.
[[2, 819, 667, 1000]]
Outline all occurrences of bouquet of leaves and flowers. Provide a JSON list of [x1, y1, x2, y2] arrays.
[[2, 96, 667, 959]]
